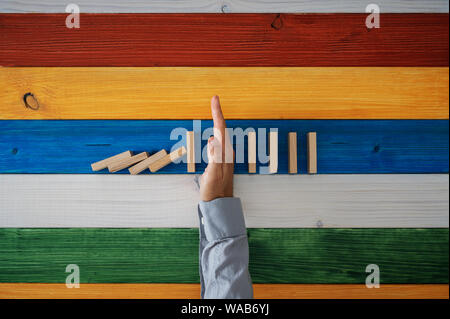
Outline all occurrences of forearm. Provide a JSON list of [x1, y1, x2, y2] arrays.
[[198, 197, 253, 299]]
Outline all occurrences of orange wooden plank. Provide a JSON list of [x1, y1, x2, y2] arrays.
[[0, 284, 447, 299], [0, 67, 448, 119]]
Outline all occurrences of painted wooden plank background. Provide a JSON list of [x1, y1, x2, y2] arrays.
[[0, 120, 448, 174], [0, 228, 447, 283], [0, 174, 448, 228], [1, 67, 448, 119], [0, 284, 448, 299], [1, 0, 448, 13], [0, 14, 448, 67]]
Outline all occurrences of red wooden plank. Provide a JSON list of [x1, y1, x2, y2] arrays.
[[0, 13, 448, 66]]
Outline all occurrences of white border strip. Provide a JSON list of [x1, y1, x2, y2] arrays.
[[0, 174, 448, 228]]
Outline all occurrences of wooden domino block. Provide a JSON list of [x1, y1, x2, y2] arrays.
[[307, 132, 317, 174], [128, 150, 167, 175], [149, 147, 187, 173], [186, 131, 195, 173], [269, 131, 278, 174], [288, 132, 298, 174], [91, 150, 132, 171], [248, 131, 256, 173], [108, 152, 148, 173]]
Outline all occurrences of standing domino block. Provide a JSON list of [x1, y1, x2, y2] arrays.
[[186, 131, 195, 173], [91, 150, 132, 171], [149, 146, 187, 173], [288, 132, 298, 174], [108, 152, 148, 173], [128, 150, 167, 175], [307, 132, 317, 174], [269, 131, 278, 174], [248, 131, 256, 173]]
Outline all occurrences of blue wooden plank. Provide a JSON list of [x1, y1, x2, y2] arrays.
[[0, 120, 448, 174]]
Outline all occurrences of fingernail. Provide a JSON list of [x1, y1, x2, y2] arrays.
[[211, 96, 221, 107]]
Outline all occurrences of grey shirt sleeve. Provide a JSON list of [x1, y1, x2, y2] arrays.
[[198, 197, 253, 299]]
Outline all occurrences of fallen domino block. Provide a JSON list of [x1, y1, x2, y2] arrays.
[[128, 150, 167, 175], [288, 132, 298, 174], [108, 152, 148, 173], [307, 132, 317, 174], [91, 150, 132, 171], [149, 147, 187, 173], [187, 131, 195, 173]]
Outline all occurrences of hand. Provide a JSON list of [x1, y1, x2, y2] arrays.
[[199, 96, 234, 202]]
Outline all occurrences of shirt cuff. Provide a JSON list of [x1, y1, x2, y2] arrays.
[[198, 197, 246, 242]]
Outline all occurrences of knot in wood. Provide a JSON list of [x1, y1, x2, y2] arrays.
[[23, 93, 40, 110]]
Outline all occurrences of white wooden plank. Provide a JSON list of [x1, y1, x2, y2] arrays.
[[0, 0, 448, 13], [0, 174, 448, 228]]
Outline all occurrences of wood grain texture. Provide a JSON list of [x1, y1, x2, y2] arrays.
[[1, 1, 448, 13], [288, 132, 297, 174], [308, 132, 317, 174], [149, 146, 187, 173], [269, 131, 278, 174], [0, 14, 448, 67], [129, 149, 167, 175], [248, 131, 256, 173], [186, 132, 195, 173], [1, 67, 447, 119], [91, 150, 131, 171], [2, 67, 448, 120], [108, 151, 148, 173], [0, 120, 448, 174], [1, 174, 448, 228], [0, 284, 447, 299], [0, 228, 447, 283]]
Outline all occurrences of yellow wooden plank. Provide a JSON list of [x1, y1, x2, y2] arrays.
[[0, 67, 447, 119], [0, 284, 447, 299]]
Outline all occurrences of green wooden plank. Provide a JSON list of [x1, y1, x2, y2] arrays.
[[0, 228, 447, 283]]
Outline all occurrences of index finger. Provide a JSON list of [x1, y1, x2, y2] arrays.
[[211, 95, 226, 141]]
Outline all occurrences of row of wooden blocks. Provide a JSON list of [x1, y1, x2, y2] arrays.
[[250, 131, 317, 174], [90, 131, 317, 174]]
